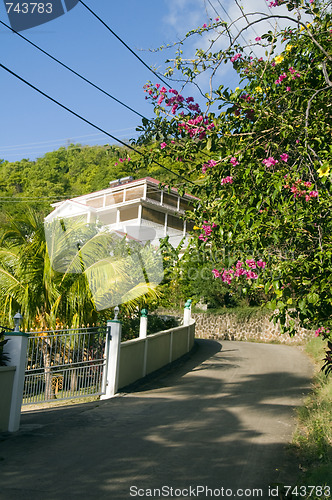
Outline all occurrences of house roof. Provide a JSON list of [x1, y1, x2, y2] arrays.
[[45, 199, 96, 222], [50, 176, 198, 210]]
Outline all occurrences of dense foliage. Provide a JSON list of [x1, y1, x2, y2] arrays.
[[136, 0, 332, 370], [0, 143, 182, 217]]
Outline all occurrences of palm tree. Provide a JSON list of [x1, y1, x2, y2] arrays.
[[0, 209, 161, 330]]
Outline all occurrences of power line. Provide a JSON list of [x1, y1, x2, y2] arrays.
[[78, 0, 170, 89], [0, 63, 195, 186], [234, 0, 262, 40], [205, 0, 257, 57], [215, 0, 259, 55], [0, 20, 150, 122], [0, 129, 136, 151]]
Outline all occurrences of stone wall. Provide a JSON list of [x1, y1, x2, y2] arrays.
[[192, 311, 314, 344]]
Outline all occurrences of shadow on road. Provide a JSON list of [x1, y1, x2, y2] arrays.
[[0, 339, 314, 500]]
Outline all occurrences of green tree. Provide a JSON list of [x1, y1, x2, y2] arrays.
[[0, 209, 160, 330], [136, 0, 332, 371]]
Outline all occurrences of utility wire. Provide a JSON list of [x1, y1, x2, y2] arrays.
[[0, 63, 195, 186], [234, 0, 262, 39], [0, 20, 149, 122], [78, 0, 170, 89], [206, 0, 257, 57], [0, 129, 135, 151]]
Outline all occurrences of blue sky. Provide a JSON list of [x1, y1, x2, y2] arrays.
[[0, 0, 304, 162]]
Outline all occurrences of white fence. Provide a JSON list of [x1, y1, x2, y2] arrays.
[[2, 303, 195, 432]]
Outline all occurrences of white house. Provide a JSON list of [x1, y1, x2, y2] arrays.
[[45, 177, 197, 248]]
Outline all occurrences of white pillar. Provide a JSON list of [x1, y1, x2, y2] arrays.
[[100, 318, 122, 399], [183, 299, 192, 326], [3, 332, 29, 432], [139, 309, 148, 339]]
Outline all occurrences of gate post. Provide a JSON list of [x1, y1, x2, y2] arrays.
[[4, 313, 29, 432], [101, 308, 122, 399], [183, 299, 192, 326], [139, 309, 148, 339]]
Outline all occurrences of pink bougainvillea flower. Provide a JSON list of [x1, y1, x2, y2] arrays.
[[160, 142, 167, 149], [280, 153, 289, 162], [255, 36, 262, 41], [262, 157, 279, 168], [212, 269, 221, 278], [221, 176, 233, 185], [231, 53, 242, 63], [246, 259, 256, 269], [230, 157, 239, 166], [309, 190, 318, 198], [286, 86, 291, 92], [256, 260, 266, 269], [157, 95, 165, 105]]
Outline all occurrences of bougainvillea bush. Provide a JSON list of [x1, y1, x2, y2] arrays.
[[135, 0, 332, 372]]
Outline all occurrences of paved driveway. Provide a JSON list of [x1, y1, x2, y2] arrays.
[[0, 340, 313, 500]]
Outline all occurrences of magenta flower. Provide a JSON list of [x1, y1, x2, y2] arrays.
[[256, 260, 266, 269], [245, 270, 258, 280], [309, 190, 318, 198], [231, 53, 242, 63], [246, 259, 256, 269], [255, 37, 262, 41], [221, 176, 233, 185], [280, 153, 289, 162], [160, 142, 167, 149], [230, 157, 239, 166], [262, 157, 279, 168], [157, 95, 165, 105], [212, 269, 221, 278], [286, 86, 291, 92]]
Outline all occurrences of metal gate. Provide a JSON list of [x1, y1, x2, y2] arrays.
[[23, 326, 109, 405]]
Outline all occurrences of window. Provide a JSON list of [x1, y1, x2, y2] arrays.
[[86, 197, 104, 208], [98, 211, 117, 225], [180, 198, 194, 212], [167, 214, 183, 231], [142, 207, 165, 225], [125, 186, 144, 201], [105, 191, 124, 206], [185, 220, 195, 232], [120, 206, 139, 222], [163, 192, 178, 208], [146, 185, 161, 203]]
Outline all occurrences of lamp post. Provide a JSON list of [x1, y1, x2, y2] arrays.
[[13, 312, 23, 332]]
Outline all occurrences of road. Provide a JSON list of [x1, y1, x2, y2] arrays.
[[0, 340, 314, 499]]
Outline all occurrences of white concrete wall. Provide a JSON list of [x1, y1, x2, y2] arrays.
[[118, 321, 195, 390]]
